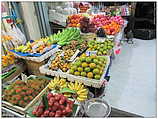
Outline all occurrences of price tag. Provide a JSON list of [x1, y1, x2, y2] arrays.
[[96, 37, 105, 42], [86, 51, 97, 56], [60, 52, 64, 57]]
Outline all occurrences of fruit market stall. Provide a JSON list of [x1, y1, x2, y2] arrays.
[[2, 7, 128, 117], [10, 27, 82, 75]]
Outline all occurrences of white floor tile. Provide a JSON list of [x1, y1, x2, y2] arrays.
[[103, 39, 156, 117]]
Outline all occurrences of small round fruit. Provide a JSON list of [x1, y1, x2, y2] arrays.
[[74, 61, 81, 67], [84, 67, 91, 72], [86, 57, 92, 63], [74, 71, 80, 76], [89, 63, 96, 69], [107, 45, 112, 49], [69, 69, 74, 74], [81, 53, 86, 57], [78, 67, 83, 72], [93, 59, 99, 64], [87, 72, 93, 78], [80, 57, 86, 62], [93, 68, 100, 74], [94, 75, 101, 80], [71, 66, 78, 71], [99, 51, 103, 55], [81, 72, 87, 77], [103, 51, 107, 55], [82, 62, 88, 68]]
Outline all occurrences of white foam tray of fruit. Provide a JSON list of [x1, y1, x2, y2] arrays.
[[39, 56, 110, 88], [66, 56, 110, 88]]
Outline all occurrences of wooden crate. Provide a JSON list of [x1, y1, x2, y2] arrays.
[[2, 85, 48, 115], [2, 75, 50, 115]]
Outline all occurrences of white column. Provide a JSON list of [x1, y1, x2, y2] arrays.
[[20, 2, 41, 41]]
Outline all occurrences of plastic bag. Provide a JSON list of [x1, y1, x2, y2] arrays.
[[14, 25, 26, 44], [7, 24, 26, 47]]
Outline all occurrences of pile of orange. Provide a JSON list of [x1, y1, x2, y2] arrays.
[[102, 21, 121, 35], [2, 52, 15, 67], [2, 35, 13, 41], [67, 14, 83, 27]]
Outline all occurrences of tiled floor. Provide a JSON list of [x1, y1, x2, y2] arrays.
[[103, 38, 156, 117]]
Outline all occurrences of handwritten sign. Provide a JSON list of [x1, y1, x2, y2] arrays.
[[86, 51, 97, 56]]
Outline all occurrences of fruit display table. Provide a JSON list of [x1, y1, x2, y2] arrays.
[[3, 11, 129, 117], [2, 105, 142, 117]]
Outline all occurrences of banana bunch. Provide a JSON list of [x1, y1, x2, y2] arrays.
[[15, 43, 31, 53], [40, 37, 49, 44], [48, 77, 67, 91], [68, 81, 88, 102]]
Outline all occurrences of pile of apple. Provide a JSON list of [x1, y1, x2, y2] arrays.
[[91, 15, 110, 28], [32, 93, 74, 117], [91, 15, 124, 28], [67, 14, 83, 27], [110, 16, 124, 25]]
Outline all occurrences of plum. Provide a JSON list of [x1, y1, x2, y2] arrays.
[[49, 112, 55, 117], [52, 106, 58, 111], [54, 102, 60, 108], [65, 106, 72, 113], [49, 97, 55, 103], [62, 110, 67, 115], [48, 101, 53, 107], [43, 110, 50, 117], [59, 105, 65, 110], [59, 99, 65, 105], [56, 110, 62, 115], [55, 114, 61, 117], [55, 96, 60, 101], [47, 92, 54, 100]]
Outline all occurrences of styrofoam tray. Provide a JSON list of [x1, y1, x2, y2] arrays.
[[39, 56, 110, 88]]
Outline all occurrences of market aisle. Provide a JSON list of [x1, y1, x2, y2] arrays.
[[104, 39, 156, 117]]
